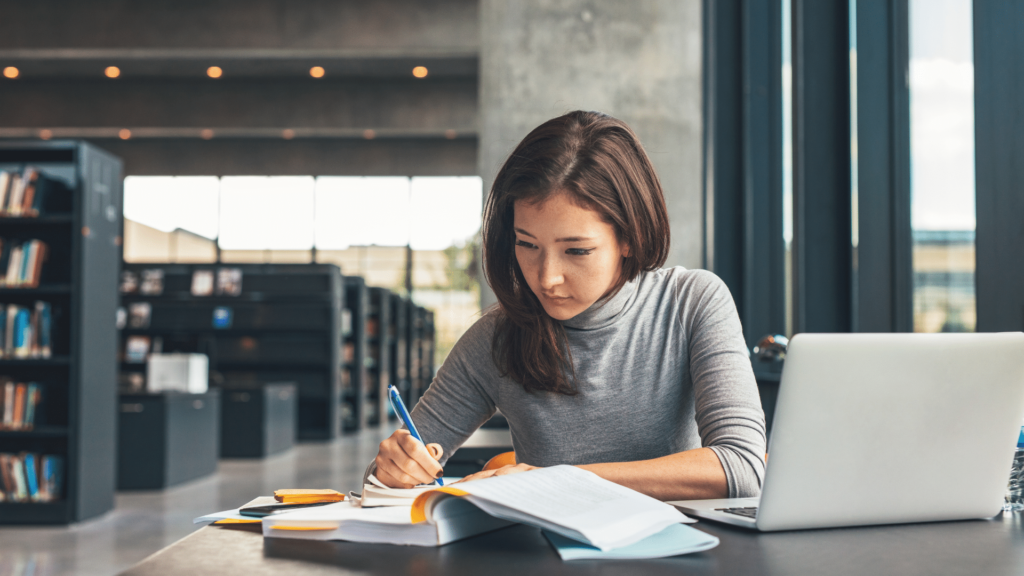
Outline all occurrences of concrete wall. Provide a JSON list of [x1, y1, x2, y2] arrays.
[[479, 0, 703, 307]]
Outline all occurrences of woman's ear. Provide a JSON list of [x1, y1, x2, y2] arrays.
[[620, 241, 631, 258]]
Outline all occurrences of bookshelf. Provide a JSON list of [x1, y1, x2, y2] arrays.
[[0, 140, 122, 524], [414, 307, 437, 404], [118, 263, 343, 440], [365, 287, 391, 427], [387, 292, 409, 423], [405, 304, 436, 407], [342, 276, 368, 432]]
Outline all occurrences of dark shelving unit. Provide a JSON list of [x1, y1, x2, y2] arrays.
[[0, 140, 122, 525], [387, 293, 409, 423], [406, 304, 437, 407], [342, 276, 368, 432], [409, 307, 436, 405], [118, 263, 343, 440], [365, 287, 391, 427]]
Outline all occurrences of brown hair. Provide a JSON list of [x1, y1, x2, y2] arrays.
[[482, 110, 670, 395]]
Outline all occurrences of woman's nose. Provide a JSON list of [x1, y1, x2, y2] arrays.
[[538, 254, 563, 290]]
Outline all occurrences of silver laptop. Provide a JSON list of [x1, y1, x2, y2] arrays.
[[671, 332, 1024, 531]]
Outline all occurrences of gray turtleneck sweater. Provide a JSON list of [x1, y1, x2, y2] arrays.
[[408, 267, 767, 498]]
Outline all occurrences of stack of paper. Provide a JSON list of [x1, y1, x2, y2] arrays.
[[261, 500, 513, 546], [355, 474, 441, 507]]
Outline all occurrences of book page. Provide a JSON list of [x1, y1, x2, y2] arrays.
[[466, 467, 627, 516], [454, 465, 691, 550]]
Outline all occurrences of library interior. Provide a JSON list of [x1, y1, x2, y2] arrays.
[[1, 1, 1023, 575]]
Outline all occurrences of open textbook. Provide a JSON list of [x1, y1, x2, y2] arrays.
[[262, 465, 694, 552]]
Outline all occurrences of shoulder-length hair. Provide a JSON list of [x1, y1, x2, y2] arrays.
[[482, 111, 670, 395]]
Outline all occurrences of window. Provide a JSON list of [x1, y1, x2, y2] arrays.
[[123, 175, 484, 366], [909, 0, 975, 332]]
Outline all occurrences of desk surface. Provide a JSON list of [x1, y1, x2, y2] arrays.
[[122, 513, 1024, 576]]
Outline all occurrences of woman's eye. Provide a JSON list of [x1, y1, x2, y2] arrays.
[[566, 248, 594, 256], [514, 239, 536, 249]]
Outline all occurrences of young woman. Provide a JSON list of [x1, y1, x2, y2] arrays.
[[373, 111, 766, 501]]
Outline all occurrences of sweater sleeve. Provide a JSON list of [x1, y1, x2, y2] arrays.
[[681, 270, 767, 498]]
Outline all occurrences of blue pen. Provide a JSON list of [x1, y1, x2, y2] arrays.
[[387, 385, 443, 486]]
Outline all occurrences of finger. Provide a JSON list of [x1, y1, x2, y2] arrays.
[[397, 434, 444, 479], [426, 443, 444, 461], [454, 469, 497, 484], [378, 435, 437, 486], [493, 464, 522, 476], [376, 462, 417, 489], [376, 446, 429, 488], [391, 443, 440, 485]]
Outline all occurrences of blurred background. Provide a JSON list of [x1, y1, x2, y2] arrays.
[[1, 0, 1022, 574]]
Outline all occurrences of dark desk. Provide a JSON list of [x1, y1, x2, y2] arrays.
[[121, 513, 1024, 575]]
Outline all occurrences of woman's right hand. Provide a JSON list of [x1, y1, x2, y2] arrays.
[[375, 429, 444, 488]]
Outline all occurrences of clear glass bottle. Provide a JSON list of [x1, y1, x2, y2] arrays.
[[1003, 423, 1024, 512]]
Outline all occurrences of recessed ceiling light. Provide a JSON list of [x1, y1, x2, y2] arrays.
[[3, 67, 19, 79], [412, 66, 428, 78], [105, 66, 120, 78], [119, 129, 131, 140], [207, 66, 223, 79], [310, 66, 325, 78]]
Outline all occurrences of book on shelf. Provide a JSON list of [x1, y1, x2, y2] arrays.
[[212, 306, 233, 329], [0, 239, 49, 288], [216, 268, 243, 296], [139, 269, 164, 295], [0, 167, 68, 218], [119, 270, 139, 294], [124, 335, 151, 363], [191, 270, 214, 297], [127, 302, 151, 329], [0, 301, 53, 359], [0, 452, 63, 503], [0, 380, 43, 430]]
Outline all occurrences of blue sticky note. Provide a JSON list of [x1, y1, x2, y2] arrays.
[[544, 523, 719, 561]]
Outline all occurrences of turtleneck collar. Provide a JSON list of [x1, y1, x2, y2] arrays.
[[560, 274, 641, 331]]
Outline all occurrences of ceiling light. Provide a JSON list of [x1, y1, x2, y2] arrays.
[[309, 66, 325, 78], [207, 66, 223, 79], [39, 129, 52, 140], [3, 67, 18, 79], [200, 129, 214, 140], [119, 129, 131, 140], [105, 66, 120, 78], [412, 66, 428, 78]]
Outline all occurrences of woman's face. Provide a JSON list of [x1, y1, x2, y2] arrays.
[[513, 193, 628, 321]]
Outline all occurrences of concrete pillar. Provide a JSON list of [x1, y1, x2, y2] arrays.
[[479, 0, 704, 309]]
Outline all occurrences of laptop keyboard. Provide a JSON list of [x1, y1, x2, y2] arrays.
[[716, 506, 758, 519]]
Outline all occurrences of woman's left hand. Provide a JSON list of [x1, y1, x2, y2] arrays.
[[453, 463, 539, 484]]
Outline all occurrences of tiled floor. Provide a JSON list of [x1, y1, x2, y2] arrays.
[[0, 427, 391, 576]]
